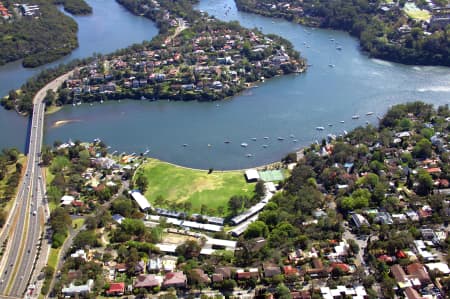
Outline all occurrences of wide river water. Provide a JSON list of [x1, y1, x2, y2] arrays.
[[1, 0, 450, 169]]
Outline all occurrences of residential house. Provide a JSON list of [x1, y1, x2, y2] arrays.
[[263, 265, 281, 278], [62, 279, 94, 297], [106, 282, 125, 296], [134, 274, 162, 290], [162, 271, 187, 289], [236, 268, 259, 280]]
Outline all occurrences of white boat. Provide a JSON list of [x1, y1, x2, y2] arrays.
[[293, 139, 298, 143], [246, 154, 253, 157], [263, 136, 269, 140], [366, 112, 374, 116], [328, 124, 333, 127], [343, 130, 348, 135], [251, 137, 257, 141], [289, 134, 295, 138], [241, 143, 248, 147], [316, 126, 325, 131], [328, 64, 335, 67], [340, 120, 345, 123], [277, 137, 284, 141], [262, 144, 268, 148], [352, 115, 360, 119]]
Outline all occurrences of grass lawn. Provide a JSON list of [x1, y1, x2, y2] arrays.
[[72, 218, 85, 229], [0, 155, 26, 214], [139, 159, 255, 216], [404, 3, 431, 21], [48, 248, 60, 269]]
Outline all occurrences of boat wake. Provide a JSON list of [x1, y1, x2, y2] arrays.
[[52, 119, 82, 128]]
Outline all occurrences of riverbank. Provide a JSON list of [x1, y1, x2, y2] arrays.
[[235, 0, 450, 67]]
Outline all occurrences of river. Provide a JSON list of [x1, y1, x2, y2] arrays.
[[0, 0, 158, 151], [1, 0, 450, 169]]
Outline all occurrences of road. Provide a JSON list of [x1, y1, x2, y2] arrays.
[[0, 71, 73, 298]]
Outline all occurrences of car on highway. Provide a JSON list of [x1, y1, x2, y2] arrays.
[[32, 211, 36, 216]]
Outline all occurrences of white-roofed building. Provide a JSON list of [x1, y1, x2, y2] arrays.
[[245, 169, 259, 182], [130, 190, 152, 211], [425, 262, 450, 275], [61, 195, 75, 206]]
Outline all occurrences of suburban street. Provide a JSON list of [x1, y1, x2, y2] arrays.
[[0, 72, 72, 298]]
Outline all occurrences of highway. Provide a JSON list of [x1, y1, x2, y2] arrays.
[[0, 72, 72, 298]]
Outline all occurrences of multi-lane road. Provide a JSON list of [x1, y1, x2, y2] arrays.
[[0, 72, 72, 298]]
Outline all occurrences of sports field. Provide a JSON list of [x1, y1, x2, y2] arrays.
[[138, 159, 255, 216]]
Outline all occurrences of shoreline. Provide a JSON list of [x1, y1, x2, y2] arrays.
[[130, 153, 295, 173]]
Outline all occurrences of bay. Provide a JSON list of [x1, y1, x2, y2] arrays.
[[2, 0, 450, 170]]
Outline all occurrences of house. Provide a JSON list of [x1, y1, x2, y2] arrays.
[[236, 268, 259, 280], [406, 263, 431, 285], [115, 263, 127, 273], [106, 282, 125, 296], [62, 279, 94, 297], [135, 260, 146, 275], [351, 213, 369, 228], [162, 271, 187, 288], [147, 257, 162, 273], [61, 195, 75, 206], [212, 267, 232, 282], [162, 255, 177, 272], [70, 249, 87, 261], [283, 265, 299, 276], [263, 265, 281, 278], [190, 269, 211, 284], [134, 274, 162, 289]]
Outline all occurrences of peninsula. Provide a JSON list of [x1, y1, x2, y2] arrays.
[[235, 0, 450, 66], [1, 0, 306, 113]]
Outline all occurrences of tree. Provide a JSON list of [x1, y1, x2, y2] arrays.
[[413, 138, 432, 159], [176, 240, 201, 259], [275, 283, 292, 299], [73, 230, 99, 249], [228, 195, 244, 216], [244, 221, 268, 239], [416, 169, 433, 196], [135, 174, 149, 193], [254, 181, 266, 199]]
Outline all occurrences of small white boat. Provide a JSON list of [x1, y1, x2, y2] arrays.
[[262, 144, 268, 148], [263, 136, 269, 140], [343, 130, 348, 135], [366, 112, 374, 116], [340, 120, 345, 123], [293, 139, 298, 143], [352, 115, 360, 119], [289, 134, 295, 138], [251, 137, 257, 141], [241, 143, 248, 147], [246, 154, 253, 157], [328, 124, 333, 127], [277, 137, 284, 141], [328, 64, 335, 68], [316, 126, 325, 131]]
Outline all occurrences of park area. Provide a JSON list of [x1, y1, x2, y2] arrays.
[[138, 159, 255, 216]]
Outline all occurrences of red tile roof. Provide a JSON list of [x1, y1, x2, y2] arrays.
[[107, 282, 125, 295]]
